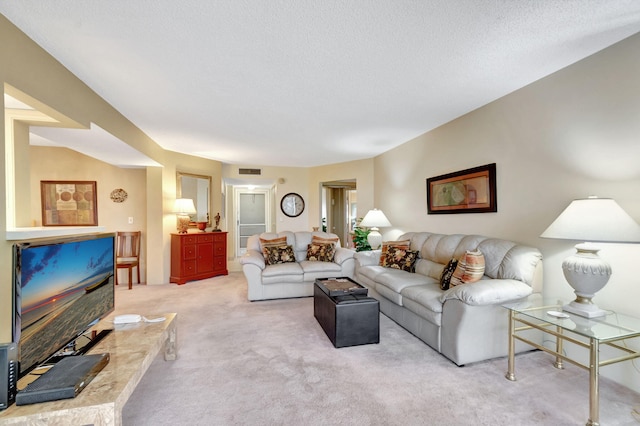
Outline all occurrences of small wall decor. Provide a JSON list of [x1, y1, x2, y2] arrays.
[[426, 163, 497, 214], [110, 188, 128, 203], [41, 180, 98, 226]]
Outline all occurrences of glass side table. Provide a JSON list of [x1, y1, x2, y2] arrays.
[[503, 300, 640, 426]]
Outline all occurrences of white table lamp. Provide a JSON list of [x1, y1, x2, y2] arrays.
[[360, 209, 391, 250], [173, 198, 197, 234], [540, 196, 640, 318]]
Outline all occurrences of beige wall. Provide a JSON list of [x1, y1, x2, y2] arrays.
[[373, 33, 640, 391], [30, 146, 148, 280], [309, 158, 375, 224]]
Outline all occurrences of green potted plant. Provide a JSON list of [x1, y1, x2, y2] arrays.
[[351, 218, 371, 251]]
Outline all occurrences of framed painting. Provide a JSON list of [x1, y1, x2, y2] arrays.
[[41, 180, 98, 226], [426, 163, 497, 214]]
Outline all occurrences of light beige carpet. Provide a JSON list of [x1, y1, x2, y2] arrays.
[[117, 272, 640, 425]]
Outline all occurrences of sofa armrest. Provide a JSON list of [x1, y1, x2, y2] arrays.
[[239, 249, 265, 270], [333, 247, 355, 265], [353, 250, 381, 268], [439, 279, 533, 306]]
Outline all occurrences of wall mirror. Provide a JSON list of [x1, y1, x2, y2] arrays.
[[177, 172, 211, 226]]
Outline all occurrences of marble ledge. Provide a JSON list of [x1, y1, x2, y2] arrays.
[[0, 313, 177, 426], [6, 226, 106, 241]]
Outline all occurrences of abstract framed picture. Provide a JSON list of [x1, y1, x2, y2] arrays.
[[426, 163, 497, 214], [41, 180, 98, 226]]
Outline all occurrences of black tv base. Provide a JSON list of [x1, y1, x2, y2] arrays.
[[15, 353, 110, 406]]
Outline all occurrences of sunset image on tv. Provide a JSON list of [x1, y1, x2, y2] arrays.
[[17, 236, 115, 375]]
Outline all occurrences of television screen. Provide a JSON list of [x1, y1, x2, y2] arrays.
[[14, 233, 115, 377]]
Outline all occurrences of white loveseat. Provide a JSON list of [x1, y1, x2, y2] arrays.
[[354, 232, 543, 365], [241, 231, 355, 301]]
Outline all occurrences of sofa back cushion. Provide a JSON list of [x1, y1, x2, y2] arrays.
[[478, 239, 542, 286], [394, 232, 542, 288]]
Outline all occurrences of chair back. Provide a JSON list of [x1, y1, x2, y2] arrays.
[[116, 231, 141, 261]]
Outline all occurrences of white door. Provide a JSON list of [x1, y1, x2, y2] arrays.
[[236, 189, 270, 256]]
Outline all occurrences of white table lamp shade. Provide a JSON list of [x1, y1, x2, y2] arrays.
[[360, 209, 391, 249], [173, 198, 197, 214], [540, 196, 640, 318], [173, 198, 197, 233], [540, 197, 640, 243]]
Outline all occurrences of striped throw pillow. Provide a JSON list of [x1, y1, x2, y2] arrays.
[[449, 250, 485, 287], [260, 236, 288, 260]]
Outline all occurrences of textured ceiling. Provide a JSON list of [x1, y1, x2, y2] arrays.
[[2, 1, 640, 167]]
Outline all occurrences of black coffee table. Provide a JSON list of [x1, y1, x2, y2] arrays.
[[313, 277, 379, 348]]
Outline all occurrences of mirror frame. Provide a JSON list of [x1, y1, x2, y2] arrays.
[[176, 172, 212, 227]]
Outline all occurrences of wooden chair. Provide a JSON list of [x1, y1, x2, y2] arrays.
[[116, 231, 141, 289]]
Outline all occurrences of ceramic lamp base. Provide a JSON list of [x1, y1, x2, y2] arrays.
[[176, 214, 190, 234], [367, 228, 382, 250], [561, 243, 611, 318]]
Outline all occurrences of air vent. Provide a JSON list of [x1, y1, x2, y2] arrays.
[[239, 168, 261, 175]]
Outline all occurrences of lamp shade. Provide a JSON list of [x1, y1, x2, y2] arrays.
[[173, 198, 197, 215], [540, 197, 640, 243], [359, 209, 391, 228]]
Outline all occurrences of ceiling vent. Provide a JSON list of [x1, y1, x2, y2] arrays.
[[239, 168, 261, 175]]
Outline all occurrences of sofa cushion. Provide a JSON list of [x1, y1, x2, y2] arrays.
[[358, 265, 388, 283], [375, 269, 431, 305], [401, 283, 444, 326], [306, 242, 336, 262], [384, 246, 418, 272], [379, 240, 410, 266], [300, 260, 343, 282], [263, 245, 296, 265], [261, 262, 304, 284]]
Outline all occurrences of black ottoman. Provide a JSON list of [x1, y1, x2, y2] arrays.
[[313, 278, 380, 348]]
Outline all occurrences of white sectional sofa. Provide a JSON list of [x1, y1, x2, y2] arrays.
[[354, 232, 543, 366], [241, 231, 355, 301]]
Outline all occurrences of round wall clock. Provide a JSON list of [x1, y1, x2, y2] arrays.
[[280, 193, 305, 217]]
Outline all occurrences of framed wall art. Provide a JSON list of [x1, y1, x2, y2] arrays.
[[426, 163, 497, 214], [41, 180, 98, 226]]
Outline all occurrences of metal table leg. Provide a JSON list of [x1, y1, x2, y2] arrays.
[[587, 338, 600, 426], [505, 309, 516, 381]]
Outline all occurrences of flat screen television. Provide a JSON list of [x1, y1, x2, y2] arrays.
[[13, 232, 116, 378]]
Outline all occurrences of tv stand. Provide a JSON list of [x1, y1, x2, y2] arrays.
[[43, 329, 113, 366], [0, 313, 177, 425]]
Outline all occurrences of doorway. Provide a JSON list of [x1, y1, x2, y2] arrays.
[[234, 187, 272, 256], [321, 180, 357, 248]]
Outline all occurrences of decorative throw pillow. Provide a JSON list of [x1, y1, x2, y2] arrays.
[[449, 258, 467, 287], [263, 244, 296, 265], [440, 258, 459, 290], [449, 250, 485, 287], [462, 250, 485, 283], [260, 236, 288, 260], [306, 242, 336, 262], [312, 235, 339, 245], [379, 240, 411, 266], [384, 246, 419, 272]]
